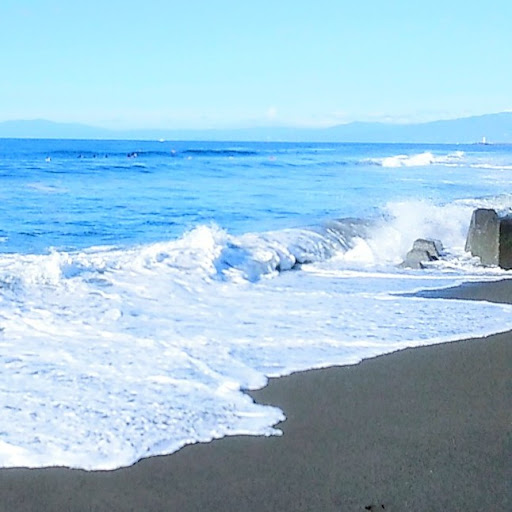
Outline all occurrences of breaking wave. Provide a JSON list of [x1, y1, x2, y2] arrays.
[[366, 151, 465, 168], [4, 194, 512, 291]]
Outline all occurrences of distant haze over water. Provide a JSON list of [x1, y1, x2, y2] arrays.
[[1, 112, 512, 143]]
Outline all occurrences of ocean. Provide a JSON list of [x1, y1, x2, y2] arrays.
[[1, 138, 512, 470]]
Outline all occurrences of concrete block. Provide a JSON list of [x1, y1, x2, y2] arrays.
[[400, 238, 443, 269], [498, 217, 512, 269], [465, 208, 512, 269], [411, 238, 442, 259], [400, 249, 432, 269]]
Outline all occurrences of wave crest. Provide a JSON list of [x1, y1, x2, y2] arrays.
[[367, 151, 465, 168]]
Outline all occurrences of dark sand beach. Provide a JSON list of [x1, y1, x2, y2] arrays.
[[1, 280, 511, 512]]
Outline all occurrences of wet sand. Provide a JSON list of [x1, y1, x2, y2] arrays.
[[1, 280, 511, 511]]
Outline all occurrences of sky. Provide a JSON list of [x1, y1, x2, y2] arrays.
[[1, 0, 511, 129]]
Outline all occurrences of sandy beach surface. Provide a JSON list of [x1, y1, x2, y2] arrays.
[[1, 280, 511, 512]]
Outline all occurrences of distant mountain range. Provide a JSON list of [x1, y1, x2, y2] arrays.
[[1, 112, 512, 143]]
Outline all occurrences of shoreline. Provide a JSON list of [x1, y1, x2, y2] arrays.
[[2, 279, 511, 511]]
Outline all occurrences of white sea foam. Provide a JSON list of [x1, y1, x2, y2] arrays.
[[453, 194, 512, 217], [470, 163, 512, 171], [1, 201, 512, 470], [368, 151, 465, 168], [26, 183, 69, 194]]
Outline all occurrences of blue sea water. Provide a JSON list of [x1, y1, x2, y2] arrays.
[[1, 138, 512, 469]]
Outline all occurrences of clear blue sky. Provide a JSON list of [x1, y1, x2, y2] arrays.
[[1, 0, 511, 129]]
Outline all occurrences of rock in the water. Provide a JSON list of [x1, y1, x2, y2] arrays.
[[411, 238, 442, 259], [400, 238, 442, 269], [465, 208, 512, 269]]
